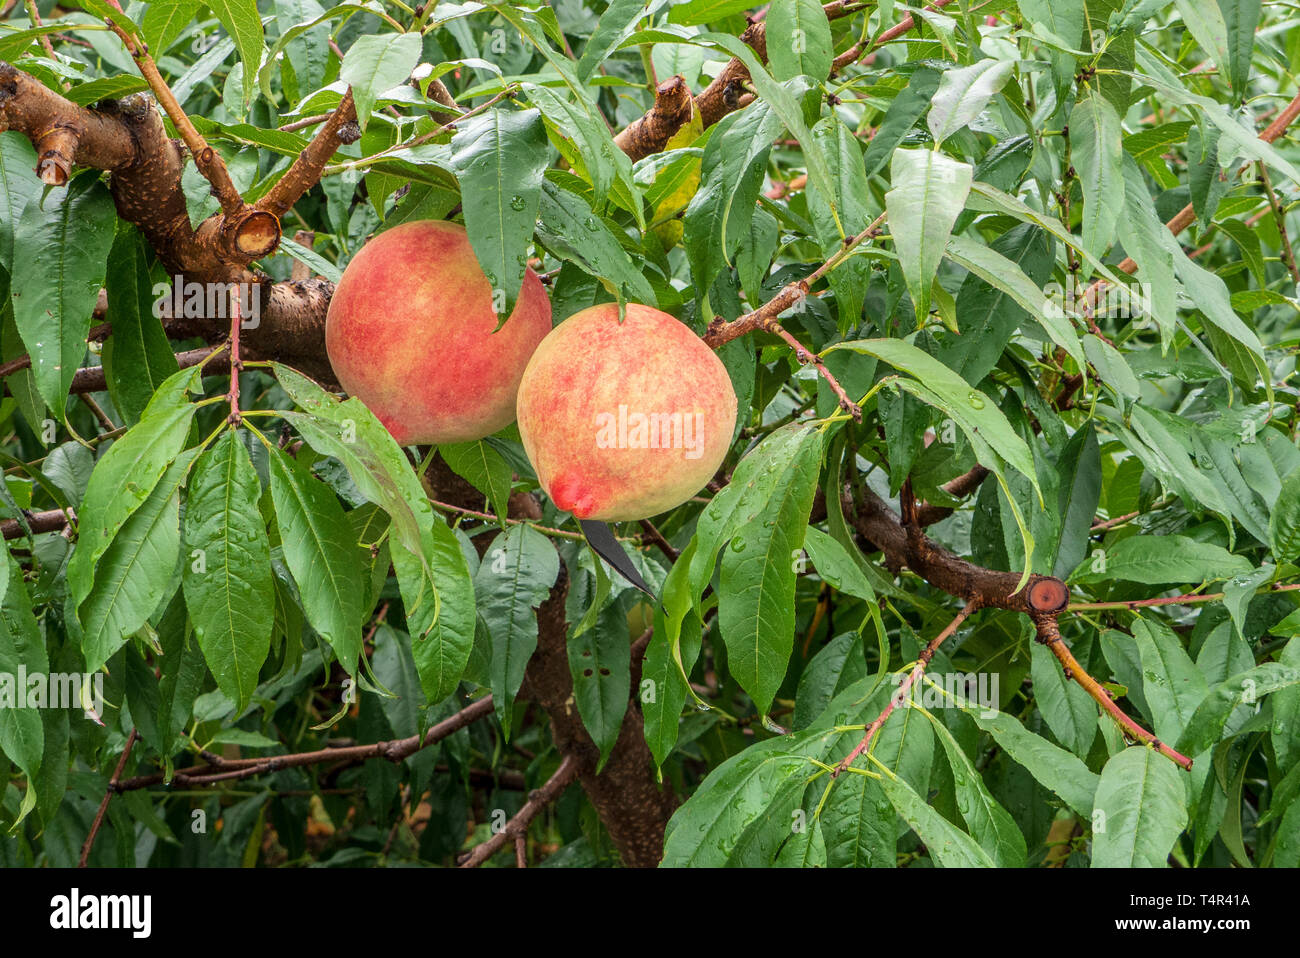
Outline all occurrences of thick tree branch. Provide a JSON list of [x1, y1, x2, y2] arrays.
[[613, 74, 693, 162], [844, 483, 1068, 615]]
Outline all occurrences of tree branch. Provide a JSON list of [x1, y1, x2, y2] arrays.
[[1034, 615, 1192, 770], [835, 601, 977, 775], [79, 727, 137, 867], [112, 695, 495, 792], [457, 754, 579, 867]]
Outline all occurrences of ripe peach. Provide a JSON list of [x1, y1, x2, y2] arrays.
[[325, 220, 552, 444], [516, 303, 737, 521]]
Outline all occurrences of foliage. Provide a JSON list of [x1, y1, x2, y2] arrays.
[[0, 0, 1298, 869]]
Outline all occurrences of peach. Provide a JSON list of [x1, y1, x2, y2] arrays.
[[325, 220, 552, 444], [516, 304, 737, 521]]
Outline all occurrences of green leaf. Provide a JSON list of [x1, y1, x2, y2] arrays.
[[718, 424, 822, 716], [767, 0, 833, 81], [1091, 747, 1188, 867], [577, 0, 667, 81], [1176, 661, 1300, 756], [683, 100, 783, 289], [808, 115, 873, 330], [206, 0, 265, 108], [267, 446, 366, 673], [1070, 88, 1124, 260], [802, 525, 877, 603], [474, 524, 559, 738], [885, 148, 972, 323], [1075, 534, 1252, 586], [944, 232, 1083, 370], [952, 694, 1099, 816], [1016, 0, 1084, 48], [79, 449, 198, 673], [1133, 617, 1209, 747], [142, 0, 203, 54], [938, 223, 1055, 385], [0, 548, 44, 826], [340, 31, 420, 130], [0, 132, 42, 271], [11, 178, 118, 412], [439, 440, 513, 524], [449, 108, 550, 316], [567, 596, 630, 768], [929, 709, 1027, 863], [535, 179, 656, 305], [791, 630, 868, 731], [1173, 0, 1231, 85], [668, 0, 755, 26], [876, 766, 995, 867], [927, 59, 1014, 145], [1221, 0, 1261, 100], [825, 338, 1039, 495], [272, 365, 475, 702], [661, 743, 817, 866], [1031, 640, 1098, 757], [101, 227, 181, 426], [1051, 424, 1102, 579], [642, 541, 704, 766], [183, 431, 274, 712], [1270, 467, 1300, 562], [862, 68, 942, 178], [67, 365, 203, 612]]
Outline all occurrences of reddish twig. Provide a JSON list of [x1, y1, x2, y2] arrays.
[[836, 601, 978, 775], [112, 696, 495, 792], [79, 728, 138, 867], [1068, 581, 1300, 612], [1035, 617, 1192, 770], [458, 755, 579, 867]]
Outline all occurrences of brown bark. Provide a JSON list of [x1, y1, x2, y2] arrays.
[[613, 75, 694, 161], [846, 485, 1068, 615], [522, 573, 676, 868]]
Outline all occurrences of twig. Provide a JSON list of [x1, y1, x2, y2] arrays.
[[101, 18, 243, 215], [24, 0, 57, 63], [1067, 581, 1300, 612], [1034, 616, 1192, 770], [227, 293, 243, 424], [78, 393, 116, 432], [112, 696, 494, 791], [638, 518, 679, 561], [258, 89, 359, 219], [835, 601, 978, 775], [458, 755, 578, 867], [1086, 88, 1300, 304], [702, 212, 888, 418], [79, 728, 138, 867], [832, 0, 959, 72], [278, 112, 333, 133], [1258, 160, 1300, 285]]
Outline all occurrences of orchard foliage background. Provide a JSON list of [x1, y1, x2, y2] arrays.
[[0, 0, 1298, 868]]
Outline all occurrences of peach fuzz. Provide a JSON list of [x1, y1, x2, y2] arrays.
[[325, 220, 552, 444], [516, 303, 737, 522]]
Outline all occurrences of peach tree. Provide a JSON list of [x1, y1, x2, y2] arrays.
[[0, 0, 1298, 869]]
